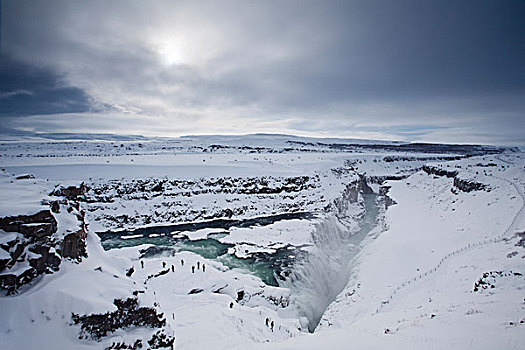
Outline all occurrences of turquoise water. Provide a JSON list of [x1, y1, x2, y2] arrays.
[[101, 232, 280, 286], [174, 238, 232, 259], [98, 195, 381, 304], [101, 234, 175, 250], [217, 254, 277, 286]]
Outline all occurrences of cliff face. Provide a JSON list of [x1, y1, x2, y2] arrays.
[[76, 173, 360, 232], [453, 176, 488, 192], [0, 210, 57, 238], [0, 184, 88, 294], [422, 165, 488, 193], [50, 183, 86, 199], [61, 229, 87, 260], [332, 175, 374, 219]]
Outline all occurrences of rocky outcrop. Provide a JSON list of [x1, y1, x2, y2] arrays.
[[62, 228, 88, 261], [86, 176, 315, 201], [0, 209, 61, 293], [82, 174, 330, 230], [72, 297, 167, 340], [367, 175, 408, 185], [422, 165, 458, 178], [0, 210, 57, 238], [473, 271, 523, 293], [0, 200, 88, 293], [332, 175, 372, 218], [50, 183, 86, 199], [15, 174, 35, 180], [72, 297, 173, 349], [453, 177, 487, 192], [383, 155, 463, 162], [358, 175, 375, 195], [28, 245, 61, 274], [422, 165, 488, 192]]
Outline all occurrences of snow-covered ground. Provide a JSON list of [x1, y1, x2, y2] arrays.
[[249, 153, 525, 349], [0, 135, 523, 349]]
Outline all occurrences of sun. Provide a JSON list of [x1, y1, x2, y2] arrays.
[[156, 38, 186, 66]]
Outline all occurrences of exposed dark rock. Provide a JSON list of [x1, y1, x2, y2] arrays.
[[0, 210, 58, 238], [383, 155, 462, 162], [0, 256, 9, 271], [72, 297, 166, 340], [188, 288, 204, 294], [50, 201, 60, 214], [422, 165, 488, 192], [358, 175, 374, 194], [146, 269, 169, 281], [0, 274, 18, 293], [422, 165, 458, 178], [379, 185, 391, 196], [105, 339, 142, 350], [28, 245, 61, 274], [368, 175, 408, 185], [212, 284, 228, 294], [83, 175, 321, 230], [333, 176, 372, 216], [0, 203, 88, 292], [453, 177, 487, 192], [151, 183, 163, 192], [516, 231, 525, 248], [473, 270, 523, 293], [15, 174, 35, 180], [0, 267, 37, 294], [50, 183, 86, 199], [62, 229, 87, 261], [6, 241, 28, 268], [266, 294, 289, 308], [147, 330, 174, 349], [384, 195, 397, 209]]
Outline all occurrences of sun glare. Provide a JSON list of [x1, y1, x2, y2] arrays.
[[156, 38, 185, 66]]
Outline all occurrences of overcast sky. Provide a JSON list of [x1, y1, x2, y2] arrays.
[[1, 0, 524, 144]]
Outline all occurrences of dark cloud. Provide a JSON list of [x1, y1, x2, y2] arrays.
[[0, 57, 91, 118], [1, 0, 524, 144]]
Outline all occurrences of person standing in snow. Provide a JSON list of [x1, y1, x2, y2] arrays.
[[171, 265, 174, 272], [181, 259, 184, 266], [202, 264, 205, 272], [162, 261, 166, 268], [271, 320, 274, 331], [197, 261, 200, 270], [141, 260, 144, 269], [192, 266, 195, 273]]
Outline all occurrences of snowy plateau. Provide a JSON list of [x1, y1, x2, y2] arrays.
[[0, 134, 524, 350]]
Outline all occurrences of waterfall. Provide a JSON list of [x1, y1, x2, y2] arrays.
[[282, 194, 379, 332]]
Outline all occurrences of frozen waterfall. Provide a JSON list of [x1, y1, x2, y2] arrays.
[[282, 193, 380, 332]]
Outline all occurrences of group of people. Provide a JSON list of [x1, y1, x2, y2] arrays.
[[191, 260, 206, 273], [230, 303, 278, 333], [265, 317, 275, 332], [140, 256, 283, 336], [139, 258, 206, 274]]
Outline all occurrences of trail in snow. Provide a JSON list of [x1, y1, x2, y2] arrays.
[[375, 166, 525, 314]]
